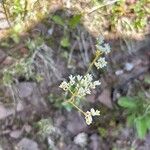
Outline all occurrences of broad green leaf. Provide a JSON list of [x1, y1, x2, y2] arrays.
[[60, 37, 70, 48], [68, 14, 82, 29], [127, 114, 135, 126], [118, 97, 137, 109], [135, 117, 147, 139], [52, 15, 64, 26]]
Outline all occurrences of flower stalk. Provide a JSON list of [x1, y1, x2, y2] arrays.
[[59, 36, 111, 125]]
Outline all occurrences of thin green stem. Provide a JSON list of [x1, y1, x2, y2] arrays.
[[65, 51, 101, 115], [69, 101, 86, 115], [85, 51, 101, 75]]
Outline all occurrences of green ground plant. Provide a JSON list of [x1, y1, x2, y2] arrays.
[[90, 0, 149, 33], [2, 37, 50, 86], [51, 14, 82, 48], [59, 36, 111, 125], [118, 92, 150, 139]]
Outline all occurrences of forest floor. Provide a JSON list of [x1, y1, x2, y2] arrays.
[[0, 0, 150, 150]]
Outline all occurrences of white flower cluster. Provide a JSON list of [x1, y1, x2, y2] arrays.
[[96, 36, 111, 54], [85, 108, 100, 125], [94, 36, 111, 70], [94, 57, 107, 69], [59, 74, 101, 97]]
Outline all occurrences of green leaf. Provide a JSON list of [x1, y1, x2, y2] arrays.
[[13, 24, 22, 33], [60, 37, 70, 48], [118, 97, 137, 109], [62, 102, 73, 112], [127, 114, 135, 126], [3, 71, 13, 86], [135, 117, 147, 139], [52, 15, 65, 26], [11, 33, 20, 44], [68, 14, 82, 29], [145, 115, 150, 130], [144, 75, 150, 84]]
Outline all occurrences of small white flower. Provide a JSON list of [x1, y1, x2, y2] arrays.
[[97, 36, 104, 45], [77, 87, 86, 97], [90, 108, 100, 116], [104, 43, 111, 54], [85, 108, 100, 125], [85, 111, 92, 125], [59, 81, 69, 91], [91, 80, 101, 89], [69, 75, 75, 85], [94, 57, 107, 69], [96, 36, 111, 54], [77, 75, 82, 81]]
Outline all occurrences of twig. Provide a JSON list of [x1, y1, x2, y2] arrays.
[[68, 41, 77, 68], [89, 35, 95, 54], [88, 0, 119, 15], [81, 32, 90, 64], [77, 28, 86, 66], [1, 0, 11, 27]]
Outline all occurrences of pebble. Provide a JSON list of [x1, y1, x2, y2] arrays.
[[124, 63, 134, 71], [10, 130, 22, 139], [74, 132, 88, 147], [115, 70, 124, 76], [0, 49, 6, 63], [16, 138, 39, 150]]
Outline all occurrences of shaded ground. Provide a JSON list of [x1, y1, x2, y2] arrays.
[[0, 1, 150, 150]]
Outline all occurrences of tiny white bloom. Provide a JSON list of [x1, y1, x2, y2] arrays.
[[85, 111, 92, 125], [104, 43, 111, 54], [77, 75, 82, 81], [90, 108, 100, 116], [69, 75, 75, 85], [97, 36, 104, 45], [59, 81, 69, 91], [94, 57, 107, 69], [91, 80, 101, 89], [96, 36, 111, 54], [77, 87, 86, 97]]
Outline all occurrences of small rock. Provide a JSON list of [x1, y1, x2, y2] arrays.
[[47, 28, 54, 36], [0, 49, 6, 63], [17, 82, 35, 98], [86, 94, 96, 103], [0, 12, 5, 18], [89, 134, 101, 150], [67, 112, 87, 135], [115, 70, 124, 76], [16, 101, 24, 112], [66, 144, 80, 150], [23, 124, 32, 133], [10, 130, 22, 139], [2, 56, 14, 65], [0, 20, 10, 29], [98, 89, 113, 109], [124, 62, 134, 71], [16, 138, 39, 150], [74, 132, 88, 147], [0, 105, 14, 120], [0, 145, 3, 150]]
